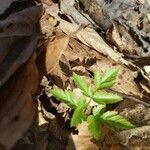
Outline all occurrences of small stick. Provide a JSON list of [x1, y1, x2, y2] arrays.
[[110, 90, 150, 107]]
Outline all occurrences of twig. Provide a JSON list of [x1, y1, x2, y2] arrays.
[[110, 90, 150, 107]]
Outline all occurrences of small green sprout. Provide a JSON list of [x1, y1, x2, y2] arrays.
[[50, 68, 134, 140]]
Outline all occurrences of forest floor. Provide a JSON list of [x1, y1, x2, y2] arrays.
[[0, 0, 150, 150]]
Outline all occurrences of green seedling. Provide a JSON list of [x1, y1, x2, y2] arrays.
[[50, 68, 134, 140]]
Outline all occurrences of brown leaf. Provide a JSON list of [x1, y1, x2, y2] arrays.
[[66, 122, 99, 150], [0, 55, 38, 149], [106, 24, 145, 58], [41, 0, 53, 6], [45, 36, 69, 73], [59, 60, 72, 77]]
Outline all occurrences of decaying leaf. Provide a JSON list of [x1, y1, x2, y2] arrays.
[[67, 122, 99, 150], [47, 0, 150, 84]]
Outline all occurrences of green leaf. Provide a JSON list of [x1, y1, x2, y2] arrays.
[[93, 91, 122, 104], [100, 111, 134, 129], [101, 68, 119, 84], [87, 115, 101, 140], [77, 96, 87, 107], [73, 72, 90, 96], [71, 96, 88, 127], [98, 81, 116, 89], [94, 68, 119, 90], [94, 70, 101, 89], [93, 105, 106, 116], [50, 88, 77, 108], [100, 111, 118, 118], [65, 90, 78, 107]]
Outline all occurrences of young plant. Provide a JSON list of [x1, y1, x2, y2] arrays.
[[50, 68, 134, 140]]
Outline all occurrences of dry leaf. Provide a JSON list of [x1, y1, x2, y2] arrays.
[[45, 36, 69, 73], [41, 0, 53, 6], [67, 122, 99, 150], [60, 0, 95, 25], [0, 5, 42, 87], [0, 35, 39, 87], [0, 55, 38, 149], [45, 16, 133, 66], [107, 24, 145, 58], [40, 14, 57, 37], [47, 17, 149, 83]]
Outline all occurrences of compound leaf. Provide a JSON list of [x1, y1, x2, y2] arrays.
[[94, 68, 119, 90]]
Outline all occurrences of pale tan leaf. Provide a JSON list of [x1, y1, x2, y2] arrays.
[[60, 0, 95, 25], [67, 122, 99, 150], [40, 15, 57, 37]]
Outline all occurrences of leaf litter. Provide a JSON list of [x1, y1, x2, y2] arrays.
[[37, 33, 150, 149], [13, 0, 150, 149]]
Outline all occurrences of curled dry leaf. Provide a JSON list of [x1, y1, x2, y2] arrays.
[[107, 24, 145, 58], [0, 55, 38, 149], [106, 126, 150, 147], [0, 3, 42, 149]]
